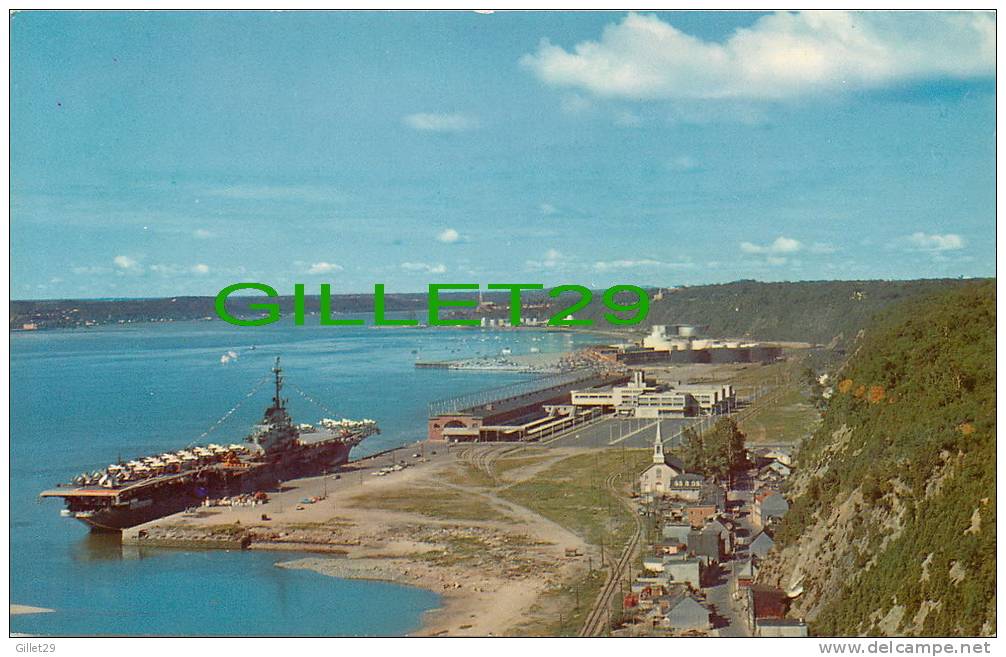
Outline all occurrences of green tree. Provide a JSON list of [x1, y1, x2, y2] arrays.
[[680, 426, 705, 473], [681, 418, 747, 486]]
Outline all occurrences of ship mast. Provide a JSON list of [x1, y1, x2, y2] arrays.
[[272, 356, 284, 410]]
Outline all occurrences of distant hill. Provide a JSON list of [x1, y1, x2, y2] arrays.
[[11, 279, 983, 342], [9, 293, 433, 330], [758, 280, 995, 636], [572, 279, 982, 345]]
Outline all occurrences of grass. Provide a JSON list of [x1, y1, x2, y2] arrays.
[[347, 484, 510, 522], [738, 384, 821, 444], [508, 568, 608, 637], [502, 449, 650, 549], [497, 449, 651, 636], [439, 461, 498, 488], [493, 453, 559, 478]]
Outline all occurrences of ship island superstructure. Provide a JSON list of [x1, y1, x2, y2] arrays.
[[41, 358, 378, 531]]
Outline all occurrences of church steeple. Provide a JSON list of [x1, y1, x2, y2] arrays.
[[652, 422, 664, 464]]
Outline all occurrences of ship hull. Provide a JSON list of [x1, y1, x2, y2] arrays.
[[54, 441, 357, 531]]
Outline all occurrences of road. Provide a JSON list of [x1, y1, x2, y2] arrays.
[[705, 561, 750, 636], [542, 416, 702, 449]]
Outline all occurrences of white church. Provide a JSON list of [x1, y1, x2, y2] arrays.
[[638, 422, 704, 498]]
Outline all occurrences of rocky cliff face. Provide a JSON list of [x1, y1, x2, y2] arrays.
[[757, 282, 995, 637]]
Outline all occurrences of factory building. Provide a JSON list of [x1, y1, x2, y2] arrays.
[[580, 325, 783, 366], [570, 371, 736, 418]]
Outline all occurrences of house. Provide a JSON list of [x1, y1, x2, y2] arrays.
[[643, 556, 666, 573], [763, 461, 793, 478], [754, 491, 790, 528], [704, 518, 733, 554], [756, 618, 809, 637], [686, 503, 719, 528], [654, 541, 686, 556], [662, 522, 692, 544], [638, 427, 687, 495], [661, 555, 704, 588], [749, 531, 776, 560], [757, 461, 792, 485], [747, 585, 789, 634], [657, 590, 712, 632], [687, 526, 724, 563], [666, 473, 706, 501], [752, 446, 793, 467], [756, 468, 785, 486], [733, 560, 755, 592]]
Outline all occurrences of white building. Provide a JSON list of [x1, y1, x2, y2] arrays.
[[638, 425, 686, 495], [571, 371, 735, 418]]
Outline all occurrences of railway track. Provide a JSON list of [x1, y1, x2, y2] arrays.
[[579, 470, 642, 637]]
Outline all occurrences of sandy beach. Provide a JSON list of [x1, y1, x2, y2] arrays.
[[135, 444, 601, 636]]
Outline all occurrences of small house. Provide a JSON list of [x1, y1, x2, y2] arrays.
[[756, 618, 809, 637], [754, 491, 789, 528], [658, 591, 712, 632], [750, 531, 776, 560]]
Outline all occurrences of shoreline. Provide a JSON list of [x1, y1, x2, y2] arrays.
[[275, 557, 457, 637], [121, 445, 597, 637]]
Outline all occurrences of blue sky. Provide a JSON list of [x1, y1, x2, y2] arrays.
[[11, 10, 995, 299]]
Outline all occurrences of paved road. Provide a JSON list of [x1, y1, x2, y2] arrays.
[[706, 561, 750, 637], [542, 417, 702, 449]]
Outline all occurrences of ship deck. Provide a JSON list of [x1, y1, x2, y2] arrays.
[[39, 487, 120, 498], [39, 470, 200, 498]]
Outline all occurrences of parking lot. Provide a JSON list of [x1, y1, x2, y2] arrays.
[[541, 416, 702, 449]]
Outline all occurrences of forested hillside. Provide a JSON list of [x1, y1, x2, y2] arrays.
[[758, 281, 995, 636], [577, 279, 977, 344]]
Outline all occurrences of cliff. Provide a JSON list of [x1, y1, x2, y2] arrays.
[[757, 281, 995, 636]]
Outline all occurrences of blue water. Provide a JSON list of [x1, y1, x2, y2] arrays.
[[10, 317, 592, 636]]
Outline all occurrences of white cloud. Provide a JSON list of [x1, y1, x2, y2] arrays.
[[521, 11, 994, 101], [593, 258, 694, 272], [539, 203, 558, 216], [149, 264, 184, 275], [525, 248, 566, 271], [113, 255, 141, 271], [306, 262, 344, 275], [906, 232, 966, 251], [193, 228, 213, 239], [740, 236, 803, 255], [404, 113, 479, 132], [766, 256, 789, 266], [437, 228, 461, 243], [401, 262, 447, 274], [191, 263, 211, 275]]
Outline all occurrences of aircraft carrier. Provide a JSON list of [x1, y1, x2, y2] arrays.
[[41, 358, 379, 531]]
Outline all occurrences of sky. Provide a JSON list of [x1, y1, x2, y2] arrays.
[[10, 10, 996, 299]]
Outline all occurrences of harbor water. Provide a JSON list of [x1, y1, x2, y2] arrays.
[[10, 317, 593, 636]]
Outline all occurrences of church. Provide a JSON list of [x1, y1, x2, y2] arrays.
[[638, 422, 689, 496]]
